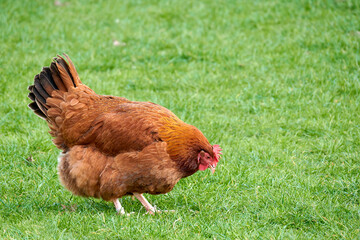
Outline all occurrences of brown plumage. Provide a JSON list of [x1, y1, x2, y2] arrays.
[[28, 54, 222, 214]]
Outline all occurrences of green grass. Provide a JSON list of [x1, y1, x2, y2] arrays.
[[1, 0, 360, 238]]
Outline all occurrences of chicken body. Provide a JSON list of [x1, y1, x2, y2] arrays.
[[28, 54, 221, 214]]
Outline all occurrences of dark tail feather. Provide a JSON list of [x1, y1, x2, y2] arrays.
[[34, 74, 50, 100], [28, 102, 47, 120], [54, 56, 75, 90], [63, 53, 81, 86], [50, 62, 67, 91], [28, 54, 82, 120]]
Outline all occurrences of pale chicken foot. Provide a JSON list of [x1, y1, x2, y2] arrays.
[[133, 193, 156, 214], [113, 199, 135, 216], [113, 199, 126, 215]]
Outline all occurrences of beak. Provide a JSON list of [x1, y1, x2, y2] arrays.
[[209, 164, 216, 174]]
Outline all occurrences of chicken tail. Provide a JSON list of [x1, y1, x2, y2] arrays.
[[28, 54, 82, 120]]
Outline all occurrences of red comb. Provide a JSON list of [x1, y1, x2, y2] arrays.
[[212, 144, 222, 162]]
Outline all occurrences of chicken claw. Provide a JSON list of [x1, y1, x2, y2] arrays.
[[133, 193, 156, 214], [113, 199, 134, 216], [145, 207, 176, 215], [113, 199, 126, 214], [133, 193, 176, 215]]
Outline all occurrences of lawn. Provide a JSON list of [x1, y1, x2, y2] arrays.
[[1, 0, 360, 239]]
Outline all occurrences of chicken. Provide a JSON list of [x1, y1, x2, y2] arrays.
[[28, 54, 222, 215]]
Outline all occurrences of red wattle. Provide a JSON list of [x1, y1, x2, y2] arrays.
[[198, 163, 208, 171]]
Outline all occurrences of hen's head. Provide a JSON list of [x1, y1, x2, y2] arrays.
[[159, 120, 222, 175], [198, 144, 222, 174]]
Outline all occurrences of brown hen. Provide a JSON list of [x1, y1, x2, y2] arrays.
[[28, 54, 222, 214]]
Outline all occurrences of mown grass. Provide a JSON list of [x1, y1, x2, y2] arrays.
[[1, 0, 360, 239]]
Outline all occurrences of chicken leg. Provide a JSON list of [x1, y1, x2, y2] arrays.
[[113, 199, 126, 215], [133, 193, 156, 214], [114, 194, 156, 215]]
